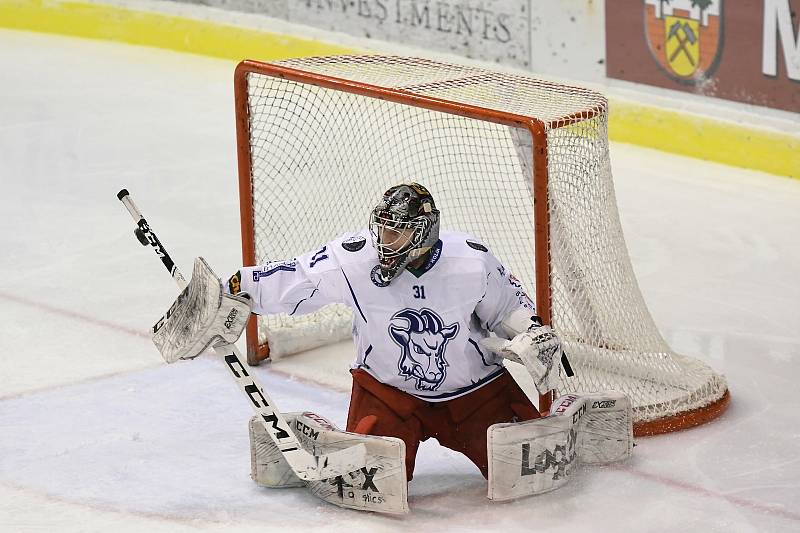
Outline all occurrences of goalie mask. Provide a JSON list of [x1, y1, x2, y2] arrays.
[[369, 182, 440, 284]]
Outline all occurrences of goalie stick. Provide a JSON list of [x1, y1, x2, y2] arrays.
[[116, 188, 366, 481]]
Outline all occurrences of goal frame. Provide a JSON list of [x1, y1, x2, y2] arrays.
[[233, 58, 730, 435], [234, 59, 561, 411]]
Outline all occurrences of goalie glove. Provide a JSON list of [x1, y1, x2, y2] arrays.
[[152, 257, 252, 363], [480, 317, 563, 395], [503, 324, 563, 395], [479, 309, 568, 394]]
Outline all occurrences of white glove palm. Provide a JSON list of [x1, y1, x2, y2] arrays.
[[500, 325, 563, 395]]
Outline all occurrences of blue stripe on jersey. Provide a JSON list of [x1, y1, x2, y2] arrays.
[[361, 344, 373, 369], [288, 285, 320, 316], [252, 264, 296, 282], [411, 367, 506, 401], [340, 268, 367, 323], [309, 246, 329, 268], [468, 338, 503, 368]]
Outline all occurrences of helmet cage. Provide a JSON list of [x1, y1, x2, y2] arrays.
[[369, 210, 430, 260]]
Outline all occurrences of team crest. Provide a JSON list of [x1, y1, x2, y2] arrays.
[[370, 265, 391, 287], [388, 308, 459, 391], [342, 236, 366, 252], [643, 0, 723, 83]]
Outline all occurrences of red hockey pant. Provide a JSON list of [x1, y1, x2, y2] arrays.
[[346, 368, 540, 480]]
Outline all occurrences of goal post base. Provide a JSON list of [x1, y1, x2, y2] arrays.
[[633, 389, 731, 437]]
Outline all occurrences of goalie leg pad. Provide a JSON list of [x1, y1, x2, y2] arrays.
[[575, 391, 633, 464], [487, 401, 581, 501], [548, 391, 633, 464], [250, 412, 409, 514], [249, 415, 306, 488], [487, 391, 633, 501]]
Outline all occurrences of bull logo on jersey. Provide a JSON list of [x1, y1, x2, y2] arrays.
[[389, 308, 459, 391]]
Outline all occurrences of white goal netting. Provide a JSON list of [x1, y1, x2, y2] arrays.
[[236, 56, 728, 433]]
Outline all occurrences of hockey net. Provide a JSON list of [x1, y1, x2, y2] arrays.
[[234, 55, 729, 436]]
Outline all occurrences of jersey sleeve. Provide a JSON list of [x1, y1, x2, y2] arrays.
[[473, 250, 537, 333], [225, 242, 345, 316]]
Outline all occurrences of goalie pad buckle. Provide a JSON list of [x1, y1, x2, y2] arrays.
[[487, 391, 633, 501], [152, 257, 251, 363], [250, 412, 409, 514]]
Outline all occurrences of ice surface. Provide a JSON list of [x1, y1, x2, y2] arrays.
[[1, 29, 799, 532]]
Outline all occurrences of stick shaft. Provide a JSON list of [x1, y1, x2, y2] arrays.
[[116, 189, 364, 480], [117, 189, 187, 288]]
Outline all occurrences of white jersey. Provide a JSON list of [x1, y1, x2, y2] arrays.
[[235, 230, 537, 402]]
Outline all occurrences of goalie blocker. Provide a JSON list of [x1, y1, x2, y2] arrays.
[[151, 257, 251, 363]]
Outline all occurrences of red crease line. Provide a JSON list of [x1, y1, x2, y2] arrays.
[[0, 290, 149, 339], [614, 464, 800, 522]]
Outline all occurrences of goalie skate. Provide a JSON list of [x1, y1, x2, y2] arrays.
[[250, 412, 408, 514]]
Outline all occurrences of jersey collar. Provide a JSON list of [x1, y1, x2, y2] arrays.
[[406, 239, 443, 278]]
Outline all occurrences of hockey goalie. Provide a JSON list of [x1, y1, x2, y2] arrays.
[[151, 182, 634, 514]]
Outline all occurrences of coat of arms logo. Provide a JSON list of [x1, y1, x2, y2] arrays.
[[643, 0, 724, 84]]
